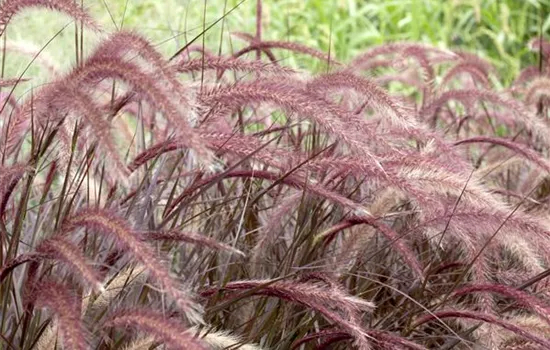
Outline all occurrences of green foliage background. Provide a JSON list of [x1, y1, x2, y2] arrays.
[[6, 0, 550, 83]]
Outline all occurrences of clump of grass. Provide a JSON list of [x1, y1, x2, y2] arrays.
[[2, 1, 550, 349]]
